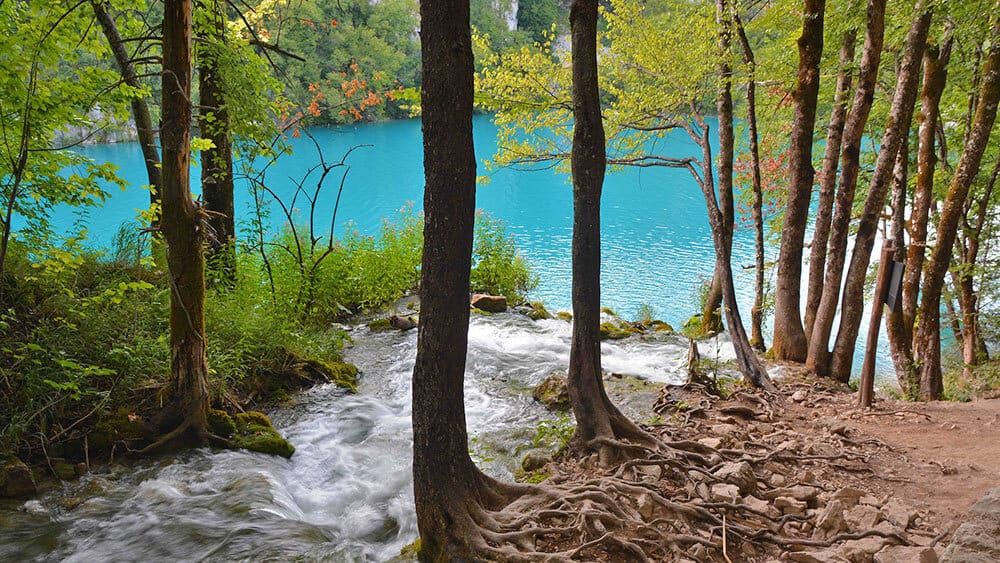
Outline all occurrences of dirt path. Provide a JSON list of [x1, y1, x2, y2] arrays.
[[843, 397, 1000, 532]]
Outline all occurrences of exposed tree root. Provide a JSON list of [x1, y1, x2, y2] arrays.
[[444, 383, 939, 561]]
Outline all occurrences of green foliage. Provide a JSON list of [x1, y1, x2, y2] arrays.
[[531, 413, 575, 451], [470, 211, 538, 301], [635, 303, 655, 325]]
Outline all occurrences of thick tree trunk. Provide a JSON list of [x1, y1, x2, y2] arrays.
[[197, 0, 236, 286], [411, 0, 516, 557], [567, 0, 651, 466], [805, 30, 856, 342], [806, 0, 885, 376], [92, 0, 161, 208], [771, 0, 824, 362], [735, 15, 767, 352], [914, 20, 999, 400], [829, 4, 931, 383], [703, 0, 774, 391], [160, 0, 210, 439]]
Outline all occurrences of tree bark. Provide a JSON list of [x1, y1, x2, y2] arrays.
[[885, 134, 912, 390], [914, 18, 999, 400], [771, 0, 824, 362], [829, 3, 931, 383], [701, 269, 724, 336], [890, 35, 953, 393], [411, 0, 517, 557], [197, 0, 236, 286], [805, 30, 856, 343], [806, 0, 885, 376], [160, 0, 210, 439], [91, 0, 161, 209], [566, 0, 652, 466], [735, 15, 767, 352], [701, 0, 774, 391]]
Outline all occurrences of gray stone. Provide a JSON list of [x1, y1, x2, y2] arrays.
[[839, 537, 888, 563], [815, 500, 848, 539], [844, 504, 881, 530], [521, 452, 548, 472], [881, 498, 916, 528], [762, 485, 820, 502], [710, 483, 740, 502], [791, 390, 809, 402], [471, 293, 507, 313], [775, 496, 808, 516], [873, 546, 938, 563], [697, 437, 722, 449], [831, 487, 866, 508], [713, 461, 757, 495], [787, 549, 849, 562]]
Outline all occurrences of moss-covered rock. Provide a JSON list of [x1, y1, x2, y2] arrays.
[[53, 461, 77, 481], [650, 320, 675, 333], [600, 321, 635, 340], [556, 311, 573, 322], [207, 409, 236, 438], [526, 302, 552, 321], [471, 293, 507, 313], [399, 538, 422, 559], [89, 408, 145, 453], [600, 306, 618, 317], [0, 456, 36, 498], [532, 374, 570, 411], [233, 411, 295, 459], [471, 307, 493, 316]]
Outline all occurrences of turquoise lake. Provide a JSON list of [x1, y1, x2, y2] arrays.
[[52, 115, 890, 376]]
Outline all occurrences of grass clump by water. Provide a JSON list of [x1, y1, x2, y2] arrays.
[[0, 207, 535, 470]]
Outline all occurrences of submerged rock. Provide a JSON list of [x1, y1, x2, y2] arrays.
[[471, 294, 507, 313]]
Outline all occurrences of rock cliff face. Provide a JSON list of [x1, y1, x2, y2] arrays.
[[55, 106, 140, 146], [942, 487, 1000, 562]]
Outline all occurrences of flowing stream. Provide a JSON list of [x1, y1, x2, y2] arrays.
[[0, 313, 731, 561]]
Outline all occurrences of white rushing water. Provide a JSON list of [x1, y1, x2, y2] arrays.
[[0, 313, 727, 562]]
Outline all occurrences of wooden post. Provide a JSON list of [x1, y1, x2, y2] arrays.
[[859, 240, 895, 408]]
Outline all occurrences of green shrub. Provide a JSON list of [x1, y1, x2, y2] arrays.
[[470, 211, 538, 302]]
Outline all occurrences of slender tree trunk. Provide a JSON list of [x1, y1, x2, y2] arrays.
[[914, 21, 1000, 400], [91, 1, 161, 211], [567, 0, 652, 466], [411, 0, 517, 557], [735, 15, 767, 352], [886, 135, 913, 390], [159, 0, 210, 440], [197, 0, 236, 286], [829, 3, 931, 383], [701, 270, 724, 336], [806, 0, 885, 376], [891, 35, 953, 394], [698, 0, 774, 391], [771, 0, 824, 362], [805, 30, 856, 342], [956, 150, 999, 380]]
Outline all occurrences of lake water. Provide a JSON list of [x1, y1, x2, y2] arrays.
[[54, 114, 888, 375]]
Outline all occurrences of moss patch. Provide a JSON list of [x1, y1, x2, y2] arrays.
[[556, 311, 573, 322], [207, 409, 236, 438], [232, 411, 294, 458], [600, 306, 618, 317], [600, 321, 635, 340], [89, 408, 145, 453], [526, 301, 552, 321], [367, 318, 393, 331], [649, 320, 675, 333]]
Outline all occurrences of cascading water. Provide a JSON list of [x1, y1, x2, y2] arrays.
[[0, 312, 731, 561]]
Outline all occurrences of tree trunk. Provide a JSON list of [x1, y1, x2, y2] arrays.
[[955, 143, 999, 381], [735, 15, 767, 352], [197, 0, 236, 286], [890, 34, 952, 393], [806, 0, 885, 376], [771, 0, 824, 362], [886, 135, 912, 391], [701, 269, 724, 336], [91, 0, 161, 210], [159, 0, 210, 440], [703, 0, 774, 391], [914, 19, 999, 400], [829, 3, 931, 383], [566, 0, 652, 466], [805, 30, 856, 342], [411, 0, 517, 557]]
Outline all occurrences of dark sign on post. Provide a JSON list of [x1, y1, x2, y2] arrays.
[[885, 261, 905, 312]]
